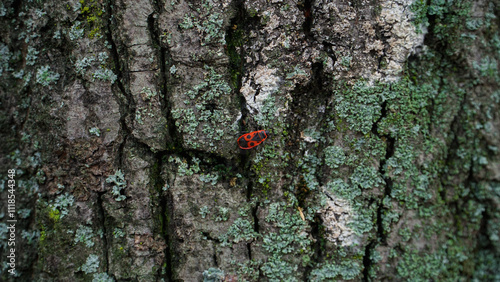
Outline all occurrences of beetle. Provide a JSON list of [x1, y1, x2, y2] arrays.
[[237, 130, 269, 149]]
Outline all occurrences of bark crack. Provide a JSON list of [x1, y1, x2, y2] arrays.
[[372, 99, 394, 246], [104, 0, 135, 167], [363, 97, 395, 280], [153, 153, 174, 281], [304, 214, 323, 280], [226, 0, 248, 131], [96, 191, 109, 273], [362, 241, 376, 281], [201, 231, 221, 267], [299, 0, 314, 40], [225, 0, 263, 266]]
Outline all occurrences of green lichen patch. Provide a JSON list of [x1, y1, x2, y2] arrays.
[[179, 1, 226, 46], [36, 65, 60, 88], [106, 170, 127, 201], [334, 81, 384, 135], [74, 225, 95, 247], [309, 260, 363, 281], [79, 254, 100, 274], [49, 192, 75, 220], [220, 218, 259, 246], [259, 202, 313, 279], [171, 65, 239, 152], [74, 52, 116, 83]]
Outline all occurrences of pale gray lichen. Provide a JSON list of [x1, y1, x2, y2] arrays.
[[106, 170, 127, 201], [80, 254, 100, 274], [74, 225, 95, 247], [89, 127, 101, 137], [50, 193, 75, 218], [240, 65, 280, 114], [373, 0, 426, 81], [318, 197, 359, 247], [36, 65, 60, 87]]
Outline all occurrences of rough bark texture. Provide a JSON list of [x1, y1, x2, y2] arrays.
[[1, 0, 499, 281]]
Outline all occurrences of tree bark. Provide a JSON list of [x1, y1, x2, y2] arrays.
[[1, 0, 499, 281]]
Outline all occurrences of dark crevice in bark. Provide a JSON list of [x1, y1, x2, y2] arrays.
[[362, 241, 376, 281], [371, 99, 394, 246], [148, 2, 180, 151], [147, 12, 162, 100], [375, 199, 386, 243], [295, 176, 311, 209], [151, 153, 174, 281], [284, 55, 331, 275], [360, 98, 394, 278], [423, 1, 444, 54], [151, 0, 164, 13], [246, 242, 253, 261], [244, 164, 259, 261], [160, 62, 174, 132], [425, 74, 444, 135], [378, 171, 393, 245], [161, 196, 174, 282], [104, 0, 134, 167], [247, 201, 260, 260], [117, 135, 127, 168], [96, 191, 110, 273], [298, 0, 314, 40], [322, 41, 337, 64], [288, 60, 329, 162], [240, 146, 257, 258], [157, 166, 174, 281], [245, 172, 254, 200], [362, 99, 395, 278], [421, 0, 469, 69], [370, 100, 385, 136], [200, 231, 221, 266], [287, 57, 329, 274], [229, 0, 263, 132], [213, 247, 219, 267], [289, 60, 328, 128], [10, 0, 24, 16], [226, 0, 250, 132], [310, 61, 331, 192], [226, 0, 244, 83], [304, 214, 323, 280], [477, 203, 493, 250], [225, 0, 263, 266], [246, 172, 260, 255]]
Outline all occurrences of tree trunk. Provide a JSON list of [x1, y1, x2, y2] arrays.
[[1, 0, 499, 281]]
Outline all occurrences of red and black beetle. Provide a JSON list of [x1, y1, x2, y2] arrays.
[[237, 130, 269, 149]]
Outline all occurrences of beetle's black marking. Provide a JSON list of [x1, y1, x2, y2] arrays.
[[258, 131, 267, 140], [251, 133, 262, 141], [238, 138, 248, 148]]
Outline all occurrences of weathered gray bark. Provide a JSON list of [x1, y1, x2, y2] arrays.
[[1, 0, 499, 281]]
